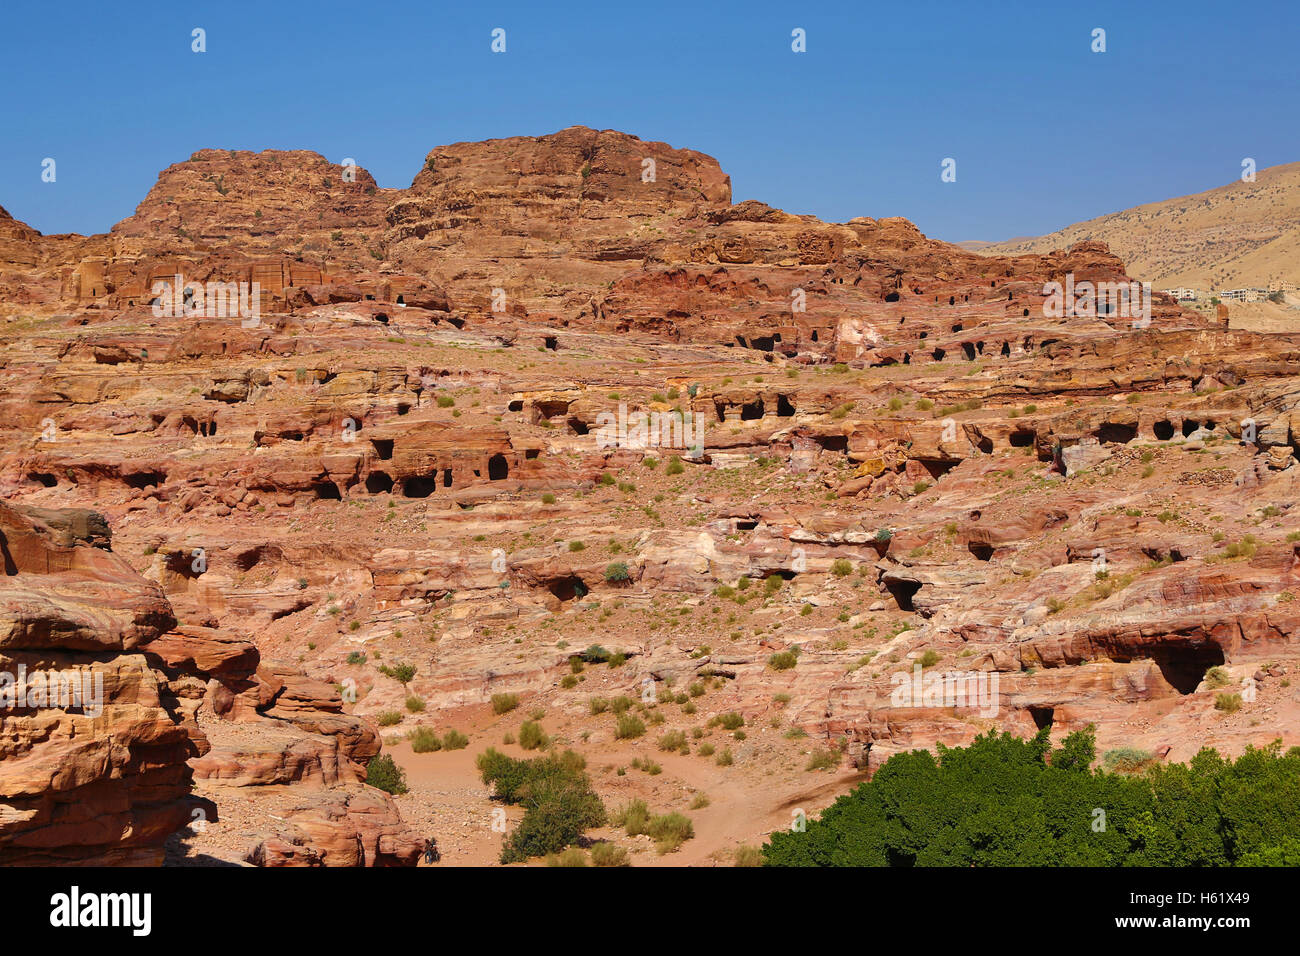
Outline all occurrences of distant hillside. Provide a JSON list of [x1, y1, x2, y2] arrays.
[[954, 238, 1031, 252], [978, 162, 1300, 291]]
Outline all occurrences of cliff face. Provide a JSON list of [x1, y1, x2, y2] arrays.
[[0, 500, 420, 867], [1, 125, 1200, 339], [0, 501, 193, 865], [3, 127, 1298, 865]]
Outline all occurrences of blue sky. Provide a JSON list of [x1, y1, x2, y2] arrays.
[[2, 0, 1296, 242]]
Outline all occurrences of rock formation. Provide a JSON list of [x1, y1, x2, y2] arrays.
[[2, 126, 1297, 865]]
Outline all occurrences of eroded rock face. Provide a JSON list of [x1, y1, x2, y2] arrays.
[[0, 501, 194, 865], [3, 127, 1299, 864]]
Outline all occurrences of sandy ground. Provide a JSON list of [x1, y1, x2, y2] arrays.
[[388, 707, 864, 867], [1222, 300, 1300, 332]]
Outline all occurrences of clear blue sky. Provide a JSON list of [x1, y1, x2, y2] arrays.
[[3, 0, 1296, 242]]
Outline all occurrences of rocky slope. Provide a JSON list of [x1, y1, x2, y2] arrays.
[[979, 161, 1300, 291], [1, 127, 1297, 866]]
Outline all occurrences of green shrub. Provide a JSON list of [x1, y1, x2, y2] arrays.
[[408, 727, 442, 753], [734, 845, 764, 867], [441, 729, 469, 750], [716, 712, 744, 731], [1204, 667, 1232, 690], [590, 842, 631, 867], [492, 692, 520, 715], [477, 749, 606, 863], [1102, 748, 1153, 772], [831, 558, 853, 577], [658, 730, 689, 754], [806, 748, 840, 771], [761, 728, 1300, 867], [605, 561, 631, 582], [647, 812, 695, 854], [768, 651, 799, 671], [611, 799, 651, 836], [545, 848, 588, 867], [580, 644, 611, 663], [1215, 693, 1242, 713], [379, 662, 417, 683], [366, 753, 408, 795], [376, 711, 403, 727], [615, 714, 646, 739], [519, 720, 549, 750]]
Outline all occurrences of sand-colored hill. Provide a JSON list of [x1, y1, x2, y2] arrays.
[[980, 162, 1300, 291]]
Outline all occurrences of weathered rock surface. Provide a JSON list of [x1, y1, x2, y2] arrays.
[[3, 127, 1299, 865]]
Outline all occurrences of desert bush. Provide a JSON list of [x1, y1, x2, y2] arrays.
[[407, 727, 441, 753], [1102, 748, 1154, 772], [615, 714, 647, 739], [1204, 667, 1233, 690], [647, 812, 695, 853], [734, 845, 764, 867], [379, 662, 417, 683], [658, 730, 689, 754], [1215, 693, 1242, 713], [545, 848, 588, 867], [590, 842, 631, 867], [366, 754, 408, 795], [519, 720, 549, 751], [611, 799, 651, 836], [715, 712, 745, 731], [806, 748, 840, 771], [478, 749, 605, 863], [492, 692, 520, 715], [441, 729, 469, 751], [768, 650, 798, 671]]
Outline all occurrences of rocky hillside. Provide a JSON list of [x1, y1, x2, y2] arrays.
[[1, 128, 1297, 866], [979, 161, 1300, 291]]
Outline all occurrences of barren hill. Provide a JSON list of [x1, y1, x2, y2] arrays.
[[979, 161, 1300, 291]]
